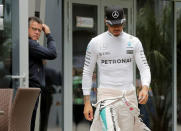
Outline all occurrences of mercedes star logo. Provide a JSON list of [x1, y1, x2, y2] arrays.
[[112, 11, 119, 19]]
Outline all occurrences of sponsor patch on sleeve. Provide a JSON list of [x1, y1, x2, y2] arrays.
[[127, 50, 133, 54]]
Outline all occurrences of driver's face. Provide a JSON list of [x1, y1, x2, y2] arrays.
[[107, 24, 123, 37]]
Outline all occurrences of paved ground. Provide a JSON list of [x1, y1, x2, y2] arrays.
[[178, 125, 181, 131], [47, 121, 90, 131], [47, 129, 61, 131], [46, 123, 181, 131]]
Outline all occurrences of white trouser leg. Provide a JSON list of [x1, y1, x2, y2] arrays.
[[118, 105, 134, 131], [91, 88, 151, 131], [100, 106, 121, 131]]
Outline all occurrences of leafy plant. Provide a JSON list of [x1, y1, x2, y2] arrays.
[[136, 0, 173, 130]]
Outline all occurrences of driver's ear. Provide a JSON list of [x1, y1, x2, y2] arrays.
[[104, 18, 106, 23], [104, 18, 107, 25]]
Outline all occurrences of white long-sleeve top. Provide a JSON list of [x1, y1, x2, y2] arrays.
[[82, 31, 151, 95]]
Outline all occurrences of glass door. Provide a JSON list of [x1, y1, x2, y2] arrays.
[[71, 1, 133, 131], [0, 0, 12, 89], [0, 0, 28, 90], [64, 0, 133, 130], [72, 3, 98, 131], [175, 2, 181, 131]]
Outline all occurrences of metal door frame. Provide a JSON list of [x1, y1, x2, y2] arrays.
[[12, 0, 28, 88], [174, 2, 180, 131]]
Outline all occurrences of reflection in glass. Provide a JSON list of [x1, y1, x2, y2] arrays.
[[136, 0, 173, 130], [0, 0, 12, 89], [72, 3, 97, 131], [40, 0, 63, 130], [40, 67, 62, 131]]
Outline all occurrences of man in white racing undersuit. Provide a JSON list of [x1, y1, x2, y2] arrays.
[[82, 6, 151, 131]]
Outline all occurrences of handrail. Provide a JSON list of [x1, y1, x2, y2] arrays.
[[0, 110, 4, 115]]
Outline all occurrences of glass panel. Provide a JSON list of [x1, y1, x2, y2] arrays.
[[176, 3, 181, 130], [136, 0, 173, 130], [72, 3, 97, 130], [40, 0, 63, 130], [0, 0, 12, 89], [41, 67, 62, 131]]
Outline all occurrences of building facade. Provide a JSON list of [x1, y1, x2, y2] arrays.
[[0, 0, 181, 131]]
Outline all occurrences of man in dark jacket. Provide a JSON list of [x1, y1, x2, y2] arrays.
[[28, 16, 57, 131]]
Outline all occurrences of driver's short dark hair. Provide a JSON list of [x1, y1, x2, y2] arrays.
[[28, 16, 43, 27]]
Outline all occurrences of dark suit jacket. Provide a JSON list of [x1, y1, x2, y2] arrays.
[[29, 34, 57, 88]]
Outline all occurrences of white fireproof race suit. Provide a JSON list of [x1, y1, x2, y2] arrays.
[[82, 31, 151, 131]]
